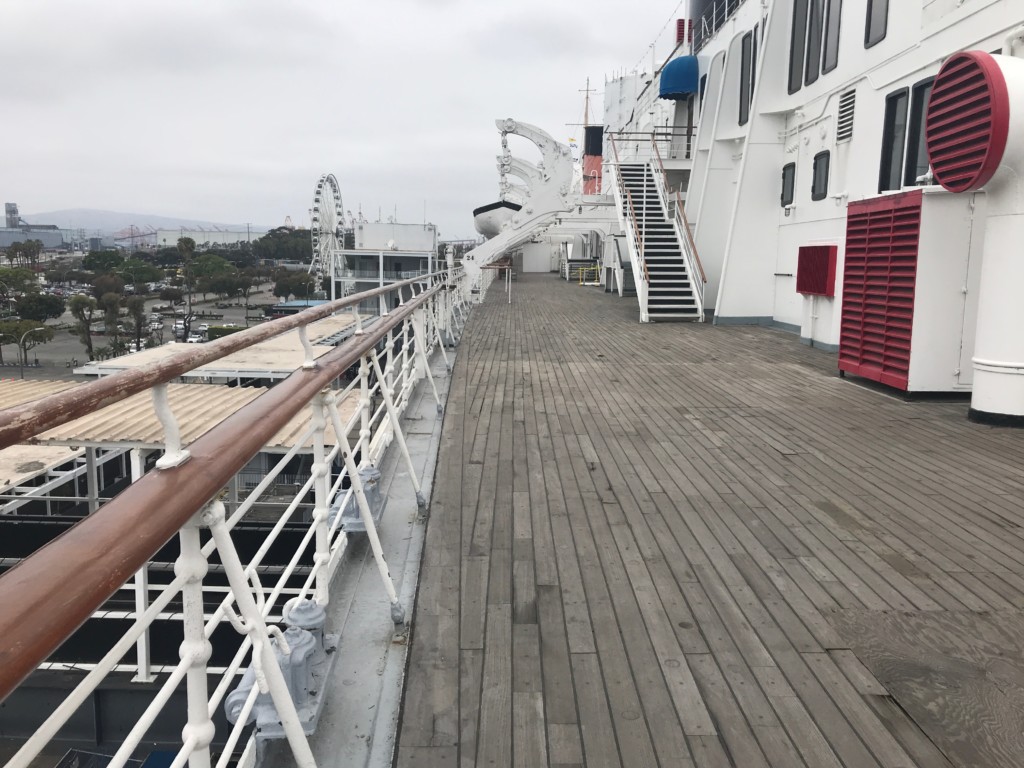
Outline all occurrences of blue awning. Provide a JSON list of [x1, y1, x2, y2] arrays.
[[660, 55, 699, 100]]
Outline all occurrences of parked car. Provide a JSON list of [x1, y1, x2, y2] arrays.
[[186, 334, 203, 344]]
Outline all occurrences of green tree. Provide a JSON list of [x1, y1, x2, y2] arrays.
[[92, 273, 125, 300], [160, 287, 184, 305], [273, 276, 294, 301], [178, 237, 196, 315], [118, 259, 162, 287], [12, 320, 53, 365], [68, 295, 98, 360], [0, 266, 41, 296], [16, 293, 66, 322], [126, 296, 147, 351], [100, 292, 122, 339], [83, 250, 124, 273], [252, 227, 313, 264], [0, 320, 18, 364], [192, 253, 234, 279]]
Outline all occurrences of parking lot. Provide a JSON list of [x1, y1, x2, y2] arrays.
[[10, 288, 279, 380]]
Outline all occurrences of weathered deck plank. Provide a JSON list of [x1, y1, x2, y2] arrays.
[[396, 274, 1024, 767]]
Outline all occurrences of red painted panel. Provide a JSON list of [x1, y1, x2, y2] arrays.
[[583, 155, 603, 195], [796, 245, 838, 297], [926, 50, 1010, 193], [838, 190, 922, 390]]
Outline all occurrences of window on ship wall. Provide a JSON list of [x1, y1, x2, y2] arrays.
[[790, 0, 843, 93], [781, 162, 796, 207], [811, 151, 830, 201], [865, 0, 888, 47], [739, 31, 753, 125], [903, 77, 934, 186], [878, 88, 908, 192]]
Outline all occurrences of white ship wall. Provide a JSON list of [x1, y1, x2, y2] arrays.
[[687, 0, 1021, 349]]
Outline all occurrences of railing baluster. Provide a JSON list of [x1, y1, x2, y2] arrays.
[[205, 501, 318, 768], [179, 512, 214, 768], [311, 391, 330, 605]]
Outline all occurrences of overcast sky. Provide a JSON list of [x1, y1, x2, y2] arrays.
[[3, 1, 685, 240]]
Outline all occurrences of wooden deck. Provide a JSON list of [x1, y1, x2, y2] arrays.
[[395, 273, 1024, 768]]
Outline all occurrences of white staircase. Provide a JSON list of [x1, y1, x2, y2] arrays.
[[616, 163, 702, 321]]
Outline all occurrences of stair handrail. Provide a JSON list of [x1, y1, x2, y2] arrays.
[[650, 136, 706, 315], [611, 137, 647, 278], [609, 137, 652, 297]]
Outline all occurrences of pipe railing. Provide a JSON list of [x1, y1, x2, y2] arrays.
[[608, 136, 652, 298], [650, 138, 707, 316], [0, 267, 467, 768], [694, 0, 749, 52], [606, 128, 694, 162]]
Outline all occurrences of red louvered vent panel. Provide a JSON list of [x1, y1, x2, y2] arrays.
[[796, 245, 838, 297], [926, 50, 1010, 193], [676, 19, 693, 43], [839, 190, 923, 390]]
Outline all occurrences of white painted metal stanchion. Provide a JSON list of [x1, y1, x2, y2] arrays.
[[324, 395, 405, 625]]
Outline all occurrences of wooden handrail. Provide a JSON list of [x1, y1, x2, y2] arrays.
[[0, 284, 442, 701], [609, 136, 649, 285], [675, 189, 707, 284]]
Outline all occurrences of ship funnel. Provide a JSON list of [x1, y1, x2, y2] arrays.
[[926, 50, 1024, 424]]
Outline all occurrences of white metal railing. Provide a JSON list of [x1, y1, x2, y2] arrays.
[[608, 136, 651, 321], [338, 269, 430, 281], [694, 0, 749, 52], [605, 128, 694, 164], [649, 138, 707, 317], [0, 267, 468, 768]]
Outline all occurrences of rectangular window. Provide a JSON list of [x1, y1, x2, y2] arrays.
[[904, 78, 934, 186], [789, 0, 809, 93], [865, 0, 888, 47], [812, 151, 830, 200], [781, 163, 796, 206], [822, 0, 843, 72], [805, 0, 824, 85], [699, 74, 707, 108], [739, 32, 752, 125], [751, 24, 758, 97], [879, 89, 909, 192]]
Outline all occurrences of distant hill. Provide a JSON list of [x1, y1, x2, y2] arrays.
[[20, 208, 270, 236]]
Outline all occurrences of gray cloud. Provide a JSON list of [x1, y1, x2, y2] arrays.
[[3, 0, 682, 239]]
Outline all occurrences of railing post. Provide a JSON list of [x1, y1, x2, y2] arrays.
[[205, 501, 318, 768], [130, 447, 155, 684], [179, 512, 214, 768], [359, 354, 371, 464], [311, 391, 330, 606]]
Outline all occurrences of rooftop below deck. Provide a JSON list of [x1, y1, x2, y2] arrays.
[[397, 273, 1024, 768]]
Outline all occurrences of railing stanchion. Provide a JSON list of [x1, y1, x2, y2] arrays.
[[325, 400, 406, 625], [413, 307, 442, 413], [312, 391, 330, 605], [205, 501, 318, 768], [369, 350, 427, 510], [179, 512, 215, 768]]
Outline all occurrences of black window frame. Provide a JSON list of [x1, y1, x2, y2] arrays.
[[903, 77, 935, 186], [805, 0, 824, 85], [789, 0, 809, 94], [751, 24, 758, 97], [878, 88, 909, 193], [865, 0, 888, 48], [781, 163, 796, 207], [739, 32, 753, 125], [811, 151, 831, 201], [822, 0, 843, 73]]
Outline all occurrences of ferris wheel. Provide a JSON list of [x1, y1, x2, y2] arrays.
[[310, 173, 344, 291]]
